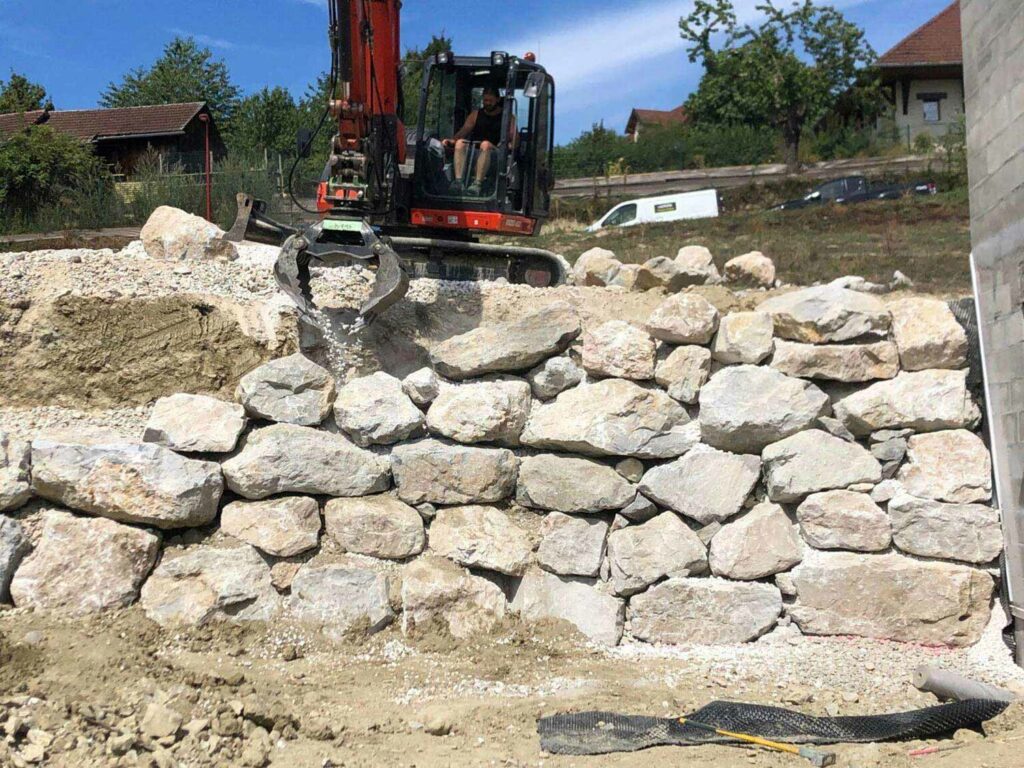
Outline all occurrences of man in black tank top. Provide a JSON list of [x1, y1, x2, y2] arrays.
[[444, 86, 516, 195]]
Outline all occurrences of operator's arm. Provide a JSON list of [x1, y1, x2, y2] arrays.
[[445, 112, 477, 145]]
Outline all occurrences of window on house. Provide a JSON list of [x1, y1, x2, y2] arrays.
[[922, 100, 941, 123]]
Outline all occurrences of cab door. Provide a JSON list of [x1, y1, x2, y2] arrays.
[[526, 74, 555, 219]]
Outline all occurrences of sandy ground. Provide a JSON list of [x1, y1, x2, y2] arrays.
[[1, 605, 1023, 768]]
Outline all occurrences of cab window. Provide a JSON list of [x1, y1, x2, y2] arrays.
[[604, 203, 637, 227], [818, 180, 845, 200]]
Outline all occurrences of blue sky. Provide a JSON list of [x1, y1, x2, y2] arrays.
[[0, 0, 955, 143]]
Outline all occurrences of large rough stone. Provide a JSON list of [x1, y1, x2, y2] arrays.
[[655, 345, 711, 404], [141, 206, 238, 262], [236, 353, 335, 426], [788, 551, 993, 647], [521, 379, 698, 459], [11, 510, 160, 615], [834, 370, 981, 436], [645, 294, 720, 345], [527, 356, 584, 400], [699, 366, 830, 453], [582, 321, 656, 380], [889, 298, 969, 371], [537, 513, 609, 578], [712, 312, 774, 365], [430, 302, 581, 379], [674, 245, 720, 284], [516, 454, 635, 514], [619, 493, 659, 523], [897, 430, 991, 503], [426, 379, 531, 446], [889, 494, 1003, 564], [762, 430, 882, 503], [724, 251, 775, 288], [0, 517, 30, 603], [759, 286, 891, 343], [607, 512, 708, 595], [573, 248, 622, 287], [771, 340, 900, 382], [511, 568, 625, 646], [709, 503, 803, 580], [391, 440, 518, 505], [401, 556, 507, 638], [0, 432, 31, 512], [607, 263, 648, 291], [629, 578, 782, 645], [31, 440, 223, 529], [402, 368, 441, 407], [220, 497, 321, 558], [334, 372, 425, 447], [641, 256, 693, 292], [429, 505, 533, 576], [140, 545, 280, 626], [796, 491, 892, 552], [222, 424, 390, 500], [143, 394, 247, 453], [639, 446, 760, 525], [287, 565, 394, 636], [324, 495, 426, 560]]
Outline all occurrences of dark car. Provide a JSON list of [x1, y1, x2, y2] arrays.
[[772, 175, 937, 211]]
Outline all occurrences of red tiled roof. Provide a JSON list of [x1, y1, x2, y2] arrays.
[[626, 105, 688, 135], [0, 102, 207, 142], [877, 1, 962, 68]]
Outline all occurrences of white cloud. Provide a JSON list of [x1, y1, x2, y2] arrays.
[[499, 0, 873, 116]]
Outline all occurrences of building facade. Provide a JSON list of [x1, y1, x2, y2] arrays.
[[877, 1, 965, 142]]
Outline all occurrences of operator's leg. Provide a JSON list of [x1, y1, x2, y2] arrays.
[[474, 141, 494, 185], [454, 139, 470, 183]]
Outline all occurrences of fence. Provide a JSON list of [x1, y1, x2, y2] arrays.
[[551, 154, 939, 200]]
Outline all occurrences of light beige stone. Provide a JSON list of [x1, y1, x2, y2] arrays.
[[516, 454, 635, 514], [724, 251, 775, 288], [391, 440, 518, 505], [573, 248, 622, 287], [897, 430, 991, 503], [762, 430, 882, 503], [10, 509, 160, 615], [537, 513, 609, 578], [144, 394, 246, 453], [426, 379, 531, 445], [709, 503, 803, 580], [236, 353, 335, 426], [797, 491, 892, 552], [401, 556, 507, 638], [645, 294, 720, 345], [511, 568, 625, 646], [221, 497, 321, 557], [324, 495, 426, 560], [771, 340, 900, 382], [889, 494, 1003, 564], [759, 286, 891, 343], [888, 298, 969, 371], [607, 512, 708, 595], [655, 345, 711, 404], [582, 321, 656, 380], [334, 372, 425, 447], [429, 505, 533, 576], [788, 551, 993, 647], [712, 312, 774, 365]]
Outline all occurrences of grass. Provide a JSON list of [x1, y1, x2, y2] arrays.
[[523, 192, 972, 295]]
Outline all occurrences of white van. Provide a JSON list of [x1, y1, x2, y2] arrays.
[[586, 189, 720, 232]]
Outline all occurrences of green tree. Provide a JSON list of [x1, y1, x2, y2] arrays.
[[100, 37, 241, 122], [401, 34, 454, 125], [226, 86, 299, 156], [0, 72, 51, 113], [680, 0, 878, 168], [0, 126, 111, 221], [553, 122, 632, 178]]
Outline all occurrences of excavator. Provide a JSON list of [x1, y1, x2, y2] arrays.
[[227, 0, 565, 326]]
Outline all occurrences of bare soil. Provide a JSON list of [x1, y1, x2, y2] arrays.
[[1, 607, 1022, 768]]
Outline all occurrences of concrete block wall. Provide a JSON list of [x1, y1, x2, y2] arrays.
[[961, 0, 1024, 663]]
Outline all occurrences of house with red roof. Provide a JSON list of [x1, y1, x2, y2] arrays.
[[625, 105, 687, 142], [876, 1, 964, 140], [0, 102, 226, 177]]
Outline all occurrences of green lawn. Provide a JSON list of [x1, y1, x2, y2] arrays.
[[524, 193, 972, 296]]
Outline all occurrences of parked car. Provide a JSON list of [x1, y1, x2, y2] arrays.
[[586, 189, 720, 232], [772, 175, 937, 211]]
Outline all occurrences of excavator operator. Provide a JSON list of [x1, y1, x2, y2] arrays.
[[444, 86, 515, 195]]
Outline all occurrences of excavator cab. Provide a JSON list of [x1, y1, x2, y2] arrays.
[[409, 53, 555, 238]]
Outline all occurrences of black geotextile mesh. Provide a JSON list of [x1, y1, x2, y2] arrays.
[[538, 699, 1009, 755]]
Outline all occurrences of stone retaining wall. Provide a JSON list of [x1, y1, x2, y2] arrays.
[[0, 263, 1002, 649]]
